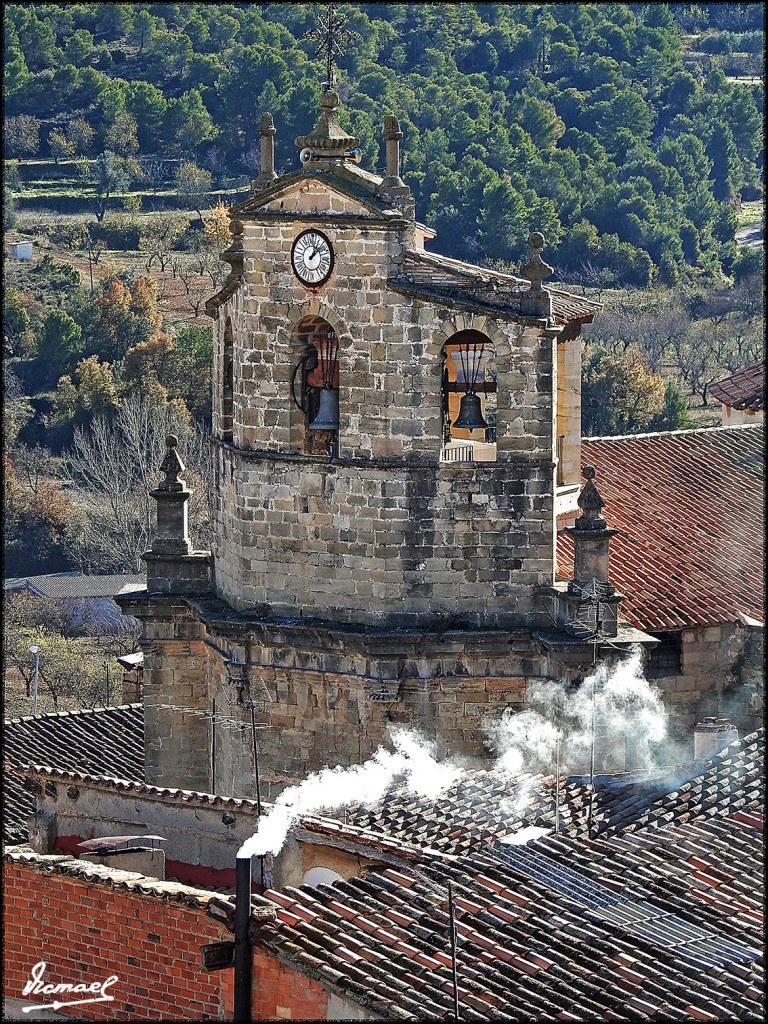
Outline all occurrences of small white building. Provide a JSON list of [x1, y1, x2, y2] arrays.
[[9, 241, 33, 261]]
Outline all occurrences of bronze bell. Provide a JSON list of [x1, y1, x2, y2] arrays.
[[453, 392, 488, 431], [308, 386, 340, 431]]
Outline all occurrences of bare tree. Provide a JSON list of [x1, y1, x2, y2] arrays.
[[64, 395, 211, 573], [172, 252, 214, 317], [139, 211, 188, 273]]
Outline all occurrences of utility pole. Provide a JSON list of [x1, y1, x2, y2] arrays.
[[29, 645, 41, 717]]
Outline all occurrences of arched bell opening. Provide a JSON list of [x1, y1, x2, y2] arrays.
[[440, 330, 497, 464], [289, 315, 339, 456], [221, 317, 234, 442]]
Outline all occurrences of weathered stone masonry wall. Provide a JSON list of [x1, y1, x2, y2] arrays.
[[654, 623, 764, 742], [202, 619, 547, 795], [210, 209, 559, 628], [213, 451, 555, 629], [136, 599, 212, 792]]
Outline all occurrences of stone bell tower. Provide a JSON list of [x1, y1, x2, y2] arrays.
[[123, 58, 606, 797]]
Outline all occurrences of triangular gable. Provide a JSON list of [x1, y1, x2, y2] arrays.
[[232, 169, 400, 220]]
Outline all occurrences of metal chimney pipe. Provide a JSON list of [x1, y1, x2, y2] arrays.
[[234, 854, 253, 1023]]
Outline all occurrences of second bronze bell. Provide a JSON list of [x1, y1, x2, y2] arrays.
[[453, 391, 488, 431], [308, 387, 340, 431]]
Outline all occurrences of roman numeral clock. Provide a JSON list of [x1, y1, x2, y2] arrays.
[[291, 229, 334, 287]]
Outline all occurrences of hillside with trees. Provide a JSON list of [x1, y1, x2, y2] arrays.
[[2, 2, 764, 581], [2, 3, 764, 716], [4, 2, 764, 283]]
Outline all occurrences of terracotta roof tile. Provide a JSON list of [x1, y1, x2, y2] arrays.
[[709, 362, 765, 411], [557, 426, 764, 630], [244, 799, 763, 1019], [396, 248, 601, 326]]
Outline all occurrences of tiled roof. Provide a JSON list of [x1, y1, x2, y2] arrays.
[[245, 810, 762, 1021], [4, 846, 226, 910], [396, 248, 601, 326], [709, 362, 765, 411], [341, 729, 764, 853], [3, 572, 146, 600], [21, 764, 261, 813], [3, 705, 144, 845], [558, 426, 765, 630]]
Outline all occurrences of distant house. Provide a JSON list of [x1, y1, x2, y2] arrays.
[[558, 425, 764, 739], [709, 362, 765, 425], [9, 241, 33, 261], [3, 571, 146, 634]]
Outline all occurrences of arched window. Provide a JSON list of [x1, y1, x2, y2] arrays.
[[290, 316, 339, 456], [441, 330, 496, 463], [221, 317, 234, 442], [303, 866, 343, 886]]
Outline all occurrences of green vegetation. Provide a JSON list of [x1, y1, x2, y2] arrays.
[[4, 2, 764, 285], [2, 3, 764, 585]]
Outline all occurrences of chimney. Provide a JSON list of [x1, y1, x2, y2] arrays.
[[694, 718, 739, 759]]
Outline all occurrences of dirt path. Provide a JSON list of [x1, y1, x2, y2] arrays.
[[735, 223, 763, 249]]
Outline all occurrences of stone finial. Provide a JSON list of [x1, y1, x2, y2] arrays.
[[149, 436, 193, 557], [383, 115, 404, 182], [259, 112, 276, 137], [575, 466, 607, 531], [158, 435, 186, 493], [383, 115, 403, 141], [295, 84, 360, 162], [252, 113, 278, 190], [521, 232, 554, 294]]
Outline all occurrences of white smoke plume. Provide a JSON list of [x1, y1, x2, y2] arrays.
[[237, 727, 462, 858], [239, 648, 669, 858], [487, 647, 668, 776]]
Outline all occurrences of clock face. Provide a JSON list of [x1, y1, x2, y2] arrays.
[[291, 230, 334, 287]]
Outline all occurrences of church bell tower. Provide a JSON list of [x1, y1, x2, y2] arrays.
[[125, 22, 606, 797]]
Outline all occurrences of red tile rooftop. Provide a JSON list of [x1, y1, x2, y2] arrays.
[[557, 425, 764, 631], [709, 362, 765, 411]]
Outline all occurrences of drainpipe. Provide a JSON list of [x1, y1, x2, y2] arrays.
[[234, 854, 253, 1023]]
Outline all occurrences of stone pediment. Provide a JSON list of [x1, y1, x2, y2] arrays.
[[232, 167, 405, 222]]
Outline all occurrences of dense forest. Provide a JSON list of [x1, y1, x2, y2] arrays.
[[2, 2, 764, 714], [4, 2, 764, 284]]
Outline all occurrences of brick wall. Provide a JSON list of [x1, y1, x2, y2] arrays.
[[3, 853, 328, 1021]]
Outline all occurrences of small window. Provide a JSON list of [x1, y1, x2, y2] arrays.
[[646, 631, 682, 677]]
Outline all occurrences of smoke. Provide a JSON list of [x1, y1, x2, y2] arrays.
[[487, 647, 668, 776], [237, 727, 462, 858], [239, 648, 670, 859]]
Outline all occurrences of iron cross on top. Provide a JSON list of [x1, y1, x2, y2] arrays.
[[304, 3, 360, 86]]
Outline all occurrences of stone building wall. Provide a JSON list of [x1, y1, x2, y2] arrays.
[[212, 451, 555, 628], [654, 622, 765, 744], [209, 197, 559, 628], [136, 598, 212, 793], [205, 623, 542, 796]]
